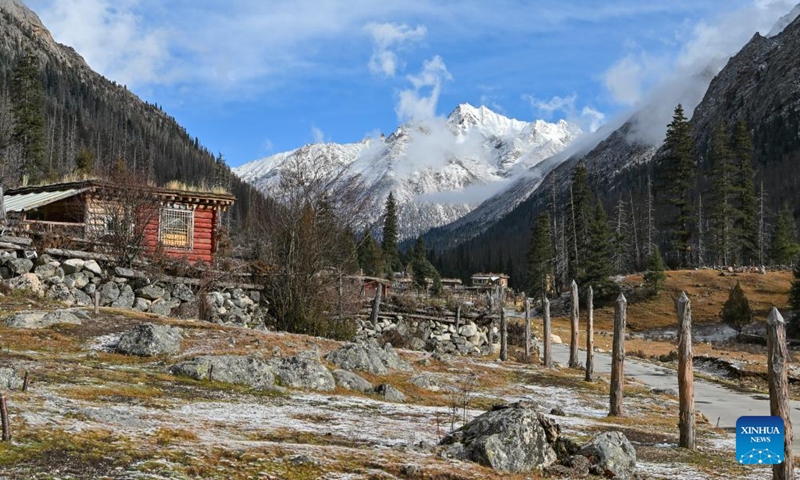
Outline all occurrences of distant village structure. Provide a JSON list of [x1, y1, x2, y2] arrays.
[[470, 272, 510, 289], [1, 180, 235, 263]]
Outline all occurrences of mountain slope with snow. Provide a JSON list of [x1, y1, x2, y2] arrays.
[[234, 104, 580, 239]]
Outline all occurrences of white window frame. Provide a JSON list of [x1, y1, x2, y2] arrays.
[[159, 207, 194, 250]]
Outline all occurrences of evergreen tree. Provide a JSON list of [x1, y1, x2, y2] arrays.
[[381, 192, 402, 275], [732, 120, 757, 264], [708, 124, 734, 266], [721, 281, 752, 335], [410, 236, 438, 291], [663, 105, 695, 267], [356, 231, 384, 277], [527, 211, 554, 301], [788, 263, 800, 339], [10, 50, 47, 182], [74, 148, 95, 176], [579, 200, 617, 300], [643, 246, 667, 295], [770, 208, 800, 265], [566, 162, 593, 281]]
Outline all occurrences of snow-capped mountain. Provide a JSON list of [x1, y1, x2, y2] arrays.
[[234, 103, 580, 239]]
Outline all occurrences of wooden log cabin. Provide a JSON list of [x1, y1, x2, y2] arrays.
[[2, 180, 235, 263]]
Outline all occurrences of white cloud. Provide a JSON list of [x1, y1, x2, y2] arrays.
[[395, 55, 452, 123], [311, 126, 326, 144], [34, 0, 171, 88], [365, 22, 427, 77], [524, 93, 606, 132], [602, 52, 663, 106]]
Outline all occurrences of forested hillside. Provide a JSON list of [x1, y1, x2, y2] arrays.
[[0, 4, 269, 235], [431, 15, 800, 290]]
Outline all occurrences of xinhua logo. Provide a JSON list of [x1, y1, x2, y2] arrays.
[[736, 416, 785, 465]]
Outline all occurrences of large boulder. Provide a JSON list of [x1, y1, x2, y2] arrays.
[[577, 431, 636, 480], [148, 298, 181, 316], [3, 310, 84, 329], [172, 283, 195, 302], [439, 402, 560, 473], [7, 258, 34, 276], [169, 355, 275, 389], [3, 273, 44, 296], [46, 283, 75, 305], [137, 284, 166, 301], [60, 258, 84, 275], [325, 341, 412, 375], [99, 282, 120, 306], [272, 354, 335, 391], [82, 260, 103, 276], [374, 383, 406, 402], [332, 369, 373, 392], [66, 272, 90, 290], [72, 288, 92, 306], [115, 323, 182, 357], [0, 367, 23, 390], [111, 285, 136, 309]]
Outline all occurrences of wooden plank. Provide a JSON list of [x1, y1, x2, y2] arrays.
[[0, 236, 32, 246]]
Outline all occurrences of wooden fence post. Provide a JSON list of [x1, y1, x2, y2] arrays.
[[609, 293, 627, 416], [22, 371, 29, 393], [456, 304, 461, 332], [585, 286, 594, 382], [767, 307, 794, 480], [370, 283, 382, 327], [543, 296, 552, 368], [1, 395, 9, 442], [94, 290, 100, 316], [0, 185, 5, 225], [524, 294, 532, 361], [569, 280, 580, 368], [488, 291, 495, 354], [677, 292, 695, 449], [500, 307, 508, 361]]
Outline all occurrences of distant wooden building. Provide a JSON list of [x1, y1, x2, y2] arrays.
[[345, 275, 391, 298], [2, 180, 235, 263], [441, 278, 463, 290], [470, 272, 510, 289]]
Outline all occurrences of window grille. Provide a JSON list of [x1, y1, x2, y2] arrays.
[[159, 208, 193, 249]]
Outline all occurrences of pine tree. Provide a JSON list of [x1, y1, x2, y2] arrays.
[[721, 281, 752, 335], [789, 263, 800, 339], [527, 211, 554, 301], [643, 246, 666, 295], [356, 231, 384, 277], [708, 124, 734, 266], [74, 148, 95, 176], [732, 120, 757, 265], [10, 50, 47, 182], [579, 200, 617, 300], [410, 236, 438, 291], [381, 192, 402, 275], [566, 162, 593, 281], [663, 105, 695, 267], [770, 208, 800, 265]]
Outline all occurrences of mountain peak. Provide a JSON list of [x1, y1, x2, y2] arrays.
[[446, 103, 529, 136]]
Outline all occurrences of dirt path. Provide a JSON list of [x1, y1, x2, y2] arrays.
[[546, 342, 800, 454]]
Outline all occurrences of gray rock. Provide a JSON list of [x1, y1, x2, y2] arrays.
[[99, 282, 120, 306], [138, 284, 166, 301], [172, 283, 195, 302], [169, 355, 275, 389], [273, 355, 335, 391], [61, 258, 84, 275], [248, 291, 261, 303], [4, 273, 44, 296], [0, 367, 23, 390], [83, 260, 103, 276], [7, 258, 34, 275], [72, 288, 92, 306], [3, 310, 83, 329], [46, 284, 75, 305], [115, 323, 182, 357], [133, 297, 152, 311], [34, 263, 58, 279], [332, 369, 373, 392], [410, 374, 441, 391], [67, 272, 90, 290], [0, 266, 9, 280], [458, 322, 479, 337], [111, 285, 135, 309], [440, 402, 560, 473], [407, 337, 427, 350], [35, 254, 54, 266], [84, 283, 97, 295], [325, 340, 412, 375], [577, 431, 636, 480], [374, 383, 406, 402], [114, 267, 136, 278], [148, 298, 180, 316], [205, 292, 224, 307]]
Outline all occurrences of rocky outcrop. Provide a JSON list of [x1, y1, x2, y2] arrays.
[[3, 310, 84, 329], [115, 323, 182, 357], [326, 341, 411, 375], [332, 369, 373, 392], [439, 402, 559, 473], [271, 354, 335, 391], [169, 355, 275, 389], [0, 367, 23, 390], [577, 431, 637, 480], [373, 383, 406, 402]]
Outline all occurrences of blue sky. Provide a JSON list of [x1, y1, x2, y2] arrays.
[[25, 0, 798, 167]]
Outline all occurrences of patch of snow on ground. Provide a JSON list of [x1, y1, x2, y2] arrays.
[[88, 333, 120, 352]]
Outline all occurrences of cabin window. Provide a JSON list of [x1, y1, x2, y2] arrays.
[[159, 208, 193, 249]]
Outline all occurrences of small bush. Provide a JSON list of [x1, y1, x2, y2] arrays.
[[658, 350, 678, 363], [721, 281, 753, 335]]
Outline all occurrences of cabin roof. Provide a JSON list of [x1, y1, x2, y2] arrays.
[[3, 187, 89, 213], [4, 180, 236, 208]]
